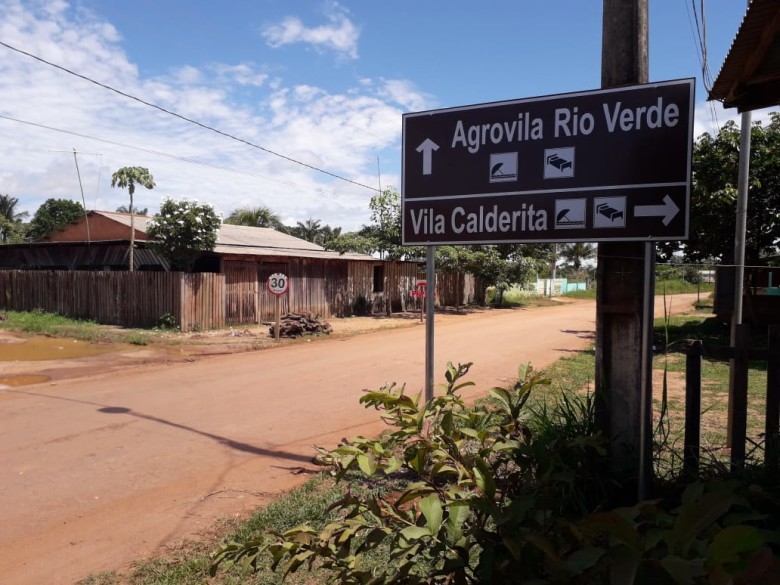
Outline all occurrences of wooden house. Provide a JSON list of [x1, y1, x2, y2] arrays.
[[0, 211, 433, 326]]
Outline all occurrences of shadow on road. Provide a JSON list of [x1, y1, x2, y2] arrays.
[[3, 387, 311, 464], [97, 405, 313, 463], [560, 329, 596, 340]]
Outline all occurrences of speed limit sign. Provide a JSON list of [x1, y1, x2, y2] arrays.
[[267, 273, 289, 296]]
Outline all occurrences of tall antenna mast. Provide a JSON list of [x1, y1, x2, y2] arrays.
[[49, 148, 102, 244], [72, 148, 90, 243]]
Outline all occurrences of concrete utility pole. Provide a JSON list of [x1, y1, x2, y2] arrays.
[[596, 0, 654, 500]]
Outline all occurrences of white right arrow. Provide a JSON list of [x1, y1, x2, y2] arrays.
[[634, 194, 680, 226], [416, 138, 439, 175]]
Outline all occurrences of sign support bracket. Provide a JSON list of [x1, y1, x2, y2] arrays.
[[425, 246, 436, 402]]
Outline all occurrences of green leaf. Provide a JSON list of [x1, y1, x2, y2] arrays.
[[706, 525, 765, 570], [668, 492, 734, 555], [472, 458, 496, 499], [419, 494, 444, 534], [400, 525, 430, 543], [582, 511, 641, 550], [565, 546, 605, 574], [384, 455, 402, 474], [357, 452, 378, 476], [395, 483, 436, 507], [459, 427, 480, 439], [445, 502, 470, 544]]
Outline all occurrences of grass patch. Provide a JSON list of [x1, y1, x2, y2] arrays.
[[80, 474, 405, 585], [656, 279, 713, 295], [0, 309, 160, 346], [485, 287, 564, 308], [1, 309, 112, 341], [655, 313, 768, 450], [562, 288, 595, 300]]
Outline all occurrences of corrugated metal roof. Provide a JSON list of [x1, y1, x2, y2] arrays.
[[94, 211, 324, 252], [212, 244, 376, 261], [709, 0, 780, 111], [90, 211, 377, 262]]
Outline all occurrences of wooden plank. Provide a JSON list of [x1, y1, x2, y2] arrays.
[[684, 340, 702, 480]]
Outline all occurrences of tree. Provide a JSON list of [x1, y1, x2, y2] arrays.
[[27, 198, 84, 241], [658, 114, 780, 264], [559, 242, 595, 281], [328, 231, 377, 255], [464, 245, 552, 305], [224, 206, 284, 230], [0, 194, 29, 243], [317, 224, 342, 249], [116, 205, 148, 215], [146, 198, 221, 272], [369, 188, 403, 260], [290, 218, 323, 243], [111, 167, 155, 271]]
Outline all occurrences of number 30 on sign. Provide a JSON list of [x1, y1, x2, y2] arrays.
[[267, 273, 289, 296]]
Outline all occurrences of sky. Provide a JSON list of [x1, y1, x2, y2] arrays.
[[0, 0, 776, 233]]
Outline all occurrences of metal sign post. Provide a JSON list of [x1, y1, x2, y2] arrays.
[[267, 272, 289, 341], [425, 247, 435, 402]]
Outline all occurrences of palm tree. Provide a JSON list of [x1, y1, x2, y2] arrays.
[[111, 167, 155, 271], [0, 194, 29, 243], [292, 218, 323, 243], [559, 242, 595, 282], [116, 205, 148, 216], [0, 194, 28, 221], [225, 206, 284, 230], [318, 224, 342, 249]]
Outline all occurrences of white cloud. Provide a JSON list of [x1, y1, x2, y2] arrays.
[[377, 79, 433, 112], [693, 99, 779, 139], [211, 63, 269, 88], [261, 2, 359, 60], [0, 0, 412, 233]]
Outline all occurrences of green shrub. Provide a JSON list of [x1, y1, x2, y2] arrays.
[[212, 363, 780, 584], [156, 312, 178, 330]]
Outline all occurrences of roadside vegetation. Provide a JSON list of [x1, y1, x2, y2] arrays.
[[76, 299, 780, 585], [0, 309, 154, 346]]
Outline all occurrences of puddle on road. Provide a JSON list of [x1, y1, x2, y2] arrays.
[[0, 374, 51, 387], [0, 336, 130, 362]]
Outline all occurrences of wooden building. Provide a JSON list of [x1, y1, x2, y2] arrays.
[[0, 211, 442, 327]]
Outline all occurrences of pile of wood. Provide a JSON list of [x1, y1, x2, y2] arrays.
[[271, 312, 332, 337]]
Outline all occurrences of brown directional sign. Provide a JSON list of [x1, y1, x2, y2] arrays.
[[402, 78, 694, 245]]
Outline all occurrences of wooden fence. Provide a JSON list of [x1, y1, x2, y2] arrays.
[[0, 264, 484, 332], [0, 270, 221, 331], [0, 264, 430, 331]]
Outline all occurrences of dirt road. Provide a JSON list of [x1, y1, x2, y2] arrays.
[[0, 295, 699, 584]]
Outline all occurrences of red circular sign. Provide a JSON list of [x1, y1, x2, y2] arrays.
[[267, 273, 289, 296]]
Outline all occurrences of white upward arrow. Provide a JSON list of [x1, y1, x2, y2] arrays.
[[416, 138, 439, 175], [634, 194, 680, 226]]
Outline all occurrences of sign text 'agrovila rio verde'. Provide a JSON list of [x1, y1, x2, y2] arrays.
[[401, 79, 694, 245]]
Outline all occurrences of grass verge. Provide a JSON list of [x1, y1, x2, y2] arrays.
[[0, 309, 154, 345]]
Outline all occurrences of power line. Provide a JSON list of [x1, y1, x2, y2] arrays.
[[682, 0, 719, 133], [0, 113, 367, 202], [0, 39, 381, 194]]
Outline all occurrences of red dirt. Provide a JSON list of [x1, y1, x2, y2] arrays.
[[0, 295, 701, 584]]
